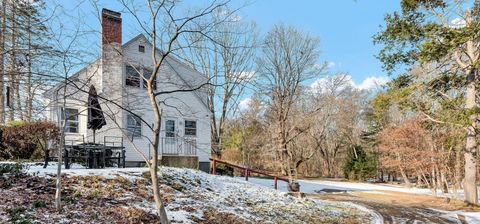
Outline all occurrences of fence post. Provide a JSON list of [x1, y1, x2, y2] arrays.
[[212, 159, 216, 175], [274, 176, 278, 190], [245, 168, 249, 181]]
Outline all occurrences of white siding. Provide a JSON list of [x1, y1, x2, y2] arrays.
[[121, 36, 211, 162], [44, 35, 212, 164]]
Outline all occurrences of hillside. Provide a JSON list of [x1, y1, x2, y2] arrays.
[[0, 163, 379, 223]]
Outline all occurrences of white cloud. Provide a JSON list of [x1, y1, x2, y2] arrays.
[[235, 71, 255, 80], [310, 77, 327, 90], [326, 61, 335, 69], [310, 75, 389, 93], [216, 8, 242, 22], [238, 98, 252, 111], [450, 18, 466, 28], [356, 76, 389, 90]]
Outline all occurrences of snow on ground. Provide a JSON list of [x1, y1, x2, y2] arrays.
[[1, 162, 381, 223], [242, 176, 480, 223], [242, 176, 466, 198], [432, 209, 480, 224]]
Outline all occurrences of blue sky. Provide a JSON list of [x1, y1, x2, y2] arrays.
[[51, 0, 401, 88], [237, 0, 401, 87]]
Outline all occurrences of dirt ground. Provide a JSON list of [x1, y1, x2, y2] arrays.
[[308, 190, 480, 224]]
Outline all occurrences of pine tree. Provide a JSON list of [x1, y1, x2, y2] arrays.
[[374, 0, 480, 204]]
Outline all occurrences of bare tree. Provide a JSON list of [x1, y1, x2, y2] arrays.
[[0, 0, 5, 123], [182, 9, 258, 159], [256, 24, 324, 192], [44, 1, 97, 212], [0, 0, 56, 123], [97, 0, 236, 222], [307, 74, 368, 177]]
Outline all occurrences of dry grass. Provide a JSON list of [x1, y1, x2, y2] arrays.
[[352, 190, 480, 211]]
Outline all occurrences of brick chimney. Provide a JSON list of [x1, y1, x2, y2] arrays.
[[100, 8, 123, 134], [101, 8, 122, 46]]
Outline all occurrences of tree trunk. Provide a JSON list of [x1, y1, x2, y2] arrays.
[[10, 1, 21, 121], [464, 69, 478, 205], [0, 0, 5, 123], [26, 13, 32, 121], [147, 73, 169, 223], [431, 167, 437, 197], [150, 164, 169, 223], [417, 174, 423, 187], [278, 126, 299, 192], [440, 170, 448, 194], [8, 1, 15, 121], [215, 92, 229, 159], [399, 167, 411, 187], [455, 148, 462, 192], [55, 73, 68, 212]]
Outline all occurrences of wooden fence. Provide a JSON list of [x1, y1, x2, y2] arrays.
[[209, 158, 288, 190]]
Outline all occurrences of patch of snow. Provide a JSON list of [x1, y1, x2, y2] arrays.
[[245, 177, 480, 224], [246, 176, 456, 199], [432, 209, 480, 224], [6, 162, 379, 223]]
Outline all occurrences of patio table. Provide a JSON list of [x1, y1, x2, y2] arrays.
[[64, 143, 125, 169]]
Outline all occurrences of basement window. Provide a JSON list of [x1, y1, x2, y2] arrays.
[[139, 45, 145, 53]]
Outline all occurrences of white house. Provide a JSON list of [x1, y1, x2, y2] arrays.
[[43, 9, 211, 172]]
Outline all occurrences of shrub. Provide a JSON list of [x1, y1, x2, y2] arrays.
[[215, 163, 234, 176], [0, 163, 27, 177], [32, 200, 46, 208], [0, 121, 60, 160], [343, 145, 377, 181], [7, 207, 32, 224]]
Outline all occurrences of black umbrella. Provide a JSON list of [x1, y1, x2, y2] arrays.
[[87, 85, 106, 143]]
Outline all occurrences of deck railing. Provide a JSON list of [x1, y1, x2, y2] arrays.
[[161, 137, 197, 155]]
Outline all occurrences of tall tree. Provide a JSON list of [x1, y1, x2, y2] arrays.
[[308, 74, 368, 177], [256, 25, 323, 191], [0, 0, 6, 123], [8, 0, 17, 121], [183, 10, 257, 159], [374, 0, 480, 204], [113, 0, 234, 222], [0, 0, 51, 123]]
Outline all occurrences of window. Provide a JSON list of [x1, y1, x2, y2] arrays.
[[185, 120, 196, 136], [165, 120, 175, 137], [138, 45, 145, 53], [125, 65, 140, 87], [142, 69, 157, 90], [61, 108, 79, 133], [126, 114, 142, 138]]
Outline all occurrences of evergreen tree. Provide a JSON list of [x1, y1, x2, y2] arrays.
[[374, 0, 480, 204]]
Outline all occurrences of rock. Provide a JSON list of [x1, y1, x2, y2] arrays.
[[287, 192, 305, 198], [171, 182, 184, 191]]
